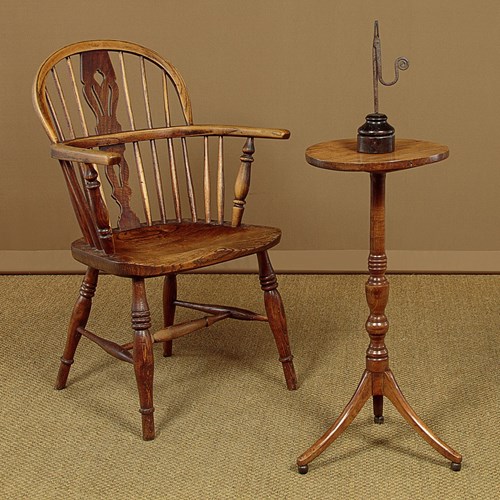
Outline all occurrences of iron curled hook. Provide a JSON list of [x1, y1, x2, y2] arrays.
[[372, 21, 409, 113], [377, 53, 409, 87]]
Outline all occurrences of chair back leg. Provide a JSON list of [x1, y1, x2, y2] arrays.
[[257, 251, 297, 390], [131, 278, 155, 440], [55, 267, 99, 390], [162, 274, 177, 357]]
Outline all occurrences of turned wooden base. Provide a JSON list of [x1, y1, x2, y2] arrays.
[[296, 368, 462, 473]]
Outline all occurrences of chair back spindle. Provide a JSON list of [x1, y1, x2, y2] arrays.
[[162, 71, 183, 222], [181, 136, 198, 222], [141, 57, 167, 223], [203, 136, 211, 223], [118, 52, 153, 226], [217, 136, 225, 225], [51, 67, 76, 139]]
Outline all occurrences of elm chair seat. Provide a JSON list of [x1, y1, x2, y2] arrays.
[[72, 222, 282, 277]]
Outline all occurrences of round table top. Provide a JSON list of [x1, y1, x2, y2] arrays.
[[305, 138, 449, 172]]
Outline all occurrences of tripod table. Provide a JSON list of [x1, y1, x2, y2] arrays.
[[297, 138, 462, 474]]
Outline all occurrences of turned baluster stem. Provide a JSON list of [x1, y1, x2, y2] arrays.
[[365, 173, 389, 375]]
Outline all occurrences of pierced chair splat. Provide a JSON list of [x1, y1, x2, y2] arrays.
[[33, 40, 297, 440]]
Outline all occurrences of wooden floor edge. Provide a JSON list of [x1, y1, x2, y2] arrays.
[[1, 249, 499, 274]]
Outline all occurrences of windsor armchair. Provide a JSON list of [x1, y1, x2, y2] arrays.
[[33, 40, 297, 440]]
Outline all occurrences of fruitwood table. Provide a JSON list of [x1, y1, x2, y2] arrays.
[[297, 138, 462, 474]]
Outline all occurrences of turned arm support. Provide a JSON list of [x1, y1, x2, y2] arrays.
[[232, 137, 255, 226], [52, 144, 116, 253]]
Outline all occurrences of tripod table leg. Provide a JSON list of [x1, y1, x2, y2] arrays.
[[297, 370, 372, 473], [383, 369, 462, 469]]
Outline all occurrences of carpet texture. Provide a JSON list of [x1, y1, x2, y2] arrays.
[[0, 274, 498, 499]]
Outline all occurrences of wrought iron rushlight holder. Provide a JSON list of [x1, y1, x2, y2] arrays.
[[357, 21, 409, 154]]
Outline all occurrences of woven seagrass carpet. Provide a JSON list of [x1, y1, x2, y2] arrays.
[[0, 274, 498, 499]]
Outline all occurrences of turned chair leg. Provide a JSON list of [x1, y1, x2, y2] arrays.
[[257, 251, 297, 390], [55, 267, 99, 390], [131, 278, 155, 440], [162, 274, 177, 357]]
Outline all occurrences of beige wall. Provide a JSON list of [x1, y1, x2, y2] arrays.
[[1, 0, 499, 272]]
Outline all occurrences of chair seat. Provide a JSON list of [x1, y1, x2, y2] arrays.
[[71, 222, 281, 277]]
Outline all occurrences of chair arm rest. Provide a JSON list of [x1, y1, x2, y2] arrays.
[[51, 143, 122, 165], [62, 125, 290, 149], [209, 125, 291, 140]]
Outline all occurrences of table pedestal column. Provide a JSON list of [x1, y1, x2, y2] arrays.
[[296, 173, 462, 474]]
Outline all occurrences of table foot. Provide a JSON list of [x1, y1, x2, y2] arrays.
[[451, 462, 462, 472], [297, 464, 309, 475], [374, 415, 385, 424]]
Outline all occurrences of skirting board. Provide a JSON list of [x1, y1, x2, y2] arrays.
[[1, 250, 499, 274]]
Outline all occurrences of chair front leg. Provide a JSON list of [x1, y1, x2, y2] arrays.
[[162, 274, 177, 357], [257, 251, 298, 390], [131, 278, 155, 440], [55, 267, 99, 390]]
